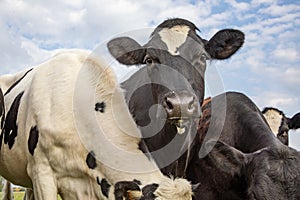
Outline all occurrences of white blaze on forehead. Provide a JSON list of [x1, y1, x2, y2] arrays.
[[263, 110, 283, 135], [158, 25, 190, 55]]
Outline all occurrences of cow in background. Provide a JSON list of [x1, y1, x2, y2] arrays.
[[0, 50, 193, 200], [108, 18, 245, 177], [262, 107, 300, 145], [187, 92, 300, 200]]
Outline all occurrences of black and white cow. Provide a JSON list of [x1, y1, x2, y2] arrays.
[[107, 18, 244, 176], [187, 92, 300, 200], [0, 50, 193, 200], [262, 107, 300, 145]]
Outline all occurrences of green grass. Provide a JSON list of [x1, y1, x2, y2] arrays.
[[0, 191, 25, 200], [0, 192, 62, 200]]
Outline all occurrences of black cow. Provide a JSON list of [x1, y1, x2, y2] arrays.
[[186, 92, 300, 200], [107, 18, 244, 175], [262, 107, 300, 145]]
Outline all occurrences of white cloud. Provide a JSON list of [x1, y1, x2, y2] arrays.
[[251, 0, 278, 5], [0, 0, 232, 73], [252, 91, 299, 115], [289, 130, 300, 150], [20, 38, 53, 65], [273, 47, 299, 62], [0, 19, 31, 73], [198, 12, 233, 31], [69, 9, 86, 23], [259, 13, 300, 29], [259, 3, 300, 16], [283, 67, 300, 85], [225, 0, 250, 10], [262, 23, 293, 36], [278, 30, 299, 41]]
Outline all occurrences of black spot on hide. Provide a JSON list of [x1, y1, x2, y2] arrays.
[[86, 151, 97, 169], [0, 91, 24, 150], [142, 183, 159, 199], [28, 126, 39, 155], [0, 88, 5, 129], [4, 68, 33, 96], [95, 102, 106, 113], [97, 177, 111, 198], [133, 179, 142, 185]]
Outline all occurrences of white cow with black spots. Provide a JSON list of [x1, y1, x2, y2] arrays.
[[0, 50, 193, 200]]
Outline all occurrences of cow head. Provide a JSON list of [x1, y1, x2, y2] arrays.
[[108, 18, 244, 175], [108, 18, 244, 133], [263, 107, 300, 145], [207, 140, 300, 200]]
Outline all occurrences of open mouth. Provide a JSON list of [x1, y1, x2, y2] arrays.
[[169, 118, 191, 135]]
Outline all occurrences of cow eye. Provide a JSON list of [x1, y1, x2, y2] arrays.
[[143, 56, 153, 65]]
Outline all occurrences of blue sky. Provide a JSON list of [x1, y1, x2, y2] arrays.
[[0, 0, 299, 149]]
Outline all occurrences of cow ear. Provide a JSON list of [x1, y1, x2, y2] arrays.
[[107, 37, 145, 66], [289, 112, 300, 129], [205, 29, 245, 60], [206, 140, 246, 176]]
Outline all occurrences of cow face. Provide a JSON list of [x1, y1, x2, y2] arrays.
[[108, 18, 244, 134], [207, 141, 300, 200], [263, 107, 300, 146], [262, 107, 289, 145]]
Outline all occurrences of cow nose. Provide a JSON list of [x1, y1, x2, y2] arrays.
[[162, 91, 199, 119]]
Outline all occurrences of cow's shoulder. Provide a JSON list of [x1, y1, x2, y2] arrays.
[[0, 69, 33, 95]]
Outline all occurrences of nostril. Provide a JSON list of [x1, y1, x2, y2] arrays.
[[165, 97, 174, 111]]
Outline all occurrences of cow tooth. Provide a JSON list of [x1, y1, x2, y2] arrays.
[[177, 126, 186, 135]]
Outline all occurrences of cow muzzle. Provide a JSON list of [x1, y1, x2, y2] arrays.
[[162, 90, 201, 134]]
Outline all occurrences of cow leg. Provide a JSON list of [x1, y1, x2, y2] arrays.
[[23, 189, 34, 200], [27, 164, 57, 200], [1, 180, 13, 200], [31, 174, 57, 199]]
